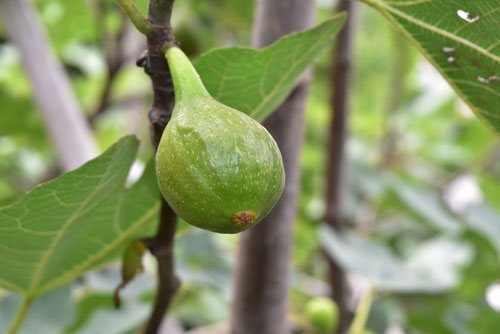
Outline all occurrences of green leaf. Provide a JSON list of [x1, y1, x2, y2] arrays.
[[320, 226, 462, 292], [0, 91, 45, 141], [360, 0, 500, 134], [65, 269, 156, 334], [463, 204, 500, 256], [175, 230, 232, 292], [70, 301, 150, 334], [37, 0, 97, 50], [0, 285, 76, 334], [390, 180, 462, 233], [0, 136, 159, 297], [65, 293, 114, 334], [194, 14, 347, 122]]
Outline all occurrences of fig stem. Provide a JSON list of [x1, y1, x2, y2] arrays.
[[347, 286, 374, 334], [115, 0, 153, 36], [165, 47, 211, 103]]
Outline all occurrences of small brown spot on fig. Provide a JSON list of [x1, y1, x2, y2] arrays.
[[232, 210, 257, 226]]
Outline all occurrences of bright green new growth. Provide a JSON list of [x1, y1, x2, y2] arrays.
[[156, 47, 285, 234]]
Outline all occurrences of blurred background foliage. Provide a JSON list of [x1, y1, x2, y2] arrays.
[[0, 0, 499, 333]]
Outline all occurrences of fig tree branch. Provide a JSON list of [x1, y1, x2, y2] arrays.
[[324, 0, 355, 332], [133, 0, 179, 333], [143, 202, 179, 334]]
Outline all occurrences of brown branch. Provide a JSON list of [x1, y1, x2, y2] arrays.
[[324, 0, 355, 333], [143, 201, 180, 334], [230, 1, 315, 333], [144, 0, 176, 148], [137, 0, 178, 333]]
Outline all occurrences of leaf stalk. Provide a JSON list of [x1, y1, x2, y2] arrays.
[[115, 0, 153, 35], [6, 297, 33, 334]]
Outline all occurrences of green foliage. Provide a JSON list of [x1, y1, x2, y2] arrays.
[[0, 137, 158, 297], [64, 293, 114, 333], [195, 14, 346, 121], [389, 180, 461, 233], [321, 225, 467, 293], [463, 204, 500, 256], [0, 286, 76, 334], [361, 0, 500, 134], [37, 0, 97, 49], [0, 0, 499, 333], [0, 92, 44, 140]]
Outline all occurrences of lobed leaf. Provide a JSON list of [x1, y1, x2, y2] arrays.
[[360, 0, 500, 134], [194, 14, 347, 122], [0, 136, 159, 297]]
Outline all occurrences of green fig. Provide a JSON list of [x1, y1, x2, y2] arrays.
[[155, 47, 285, 234], [305, 297, 339, 334]]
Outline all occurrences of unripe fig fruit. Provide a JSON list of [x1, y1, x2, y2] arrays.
[[305, 297, 339, 333], [155, 47, 285, 234]]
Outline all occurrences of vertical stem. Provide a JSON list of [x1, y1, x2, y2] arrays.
[[148, 0, 174, 25], [143, 202, 179, 334], [6, 297, 33, 334], [324, 0, 355, 333], [139, 1, 178, 333], [230, 1, 315, 333], [145, 0, 176, 148], [348, 287, 373, 334]]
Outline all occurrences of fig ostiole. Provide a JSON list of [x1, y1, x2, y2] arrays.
[[155, 46, 285, 234]]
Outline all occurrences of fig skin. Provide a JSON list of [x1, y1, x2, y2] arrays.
[[156, 47, 285, 234], [305, 297, 339, 333]]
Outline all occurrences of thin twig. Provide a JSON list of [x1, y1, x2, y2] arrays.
[[115, 0, 153, 36], [347, 287, 373, 334], [143, 201, 180, 334], [135, 0, 178, 333], [324, 0, 355, 332]]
